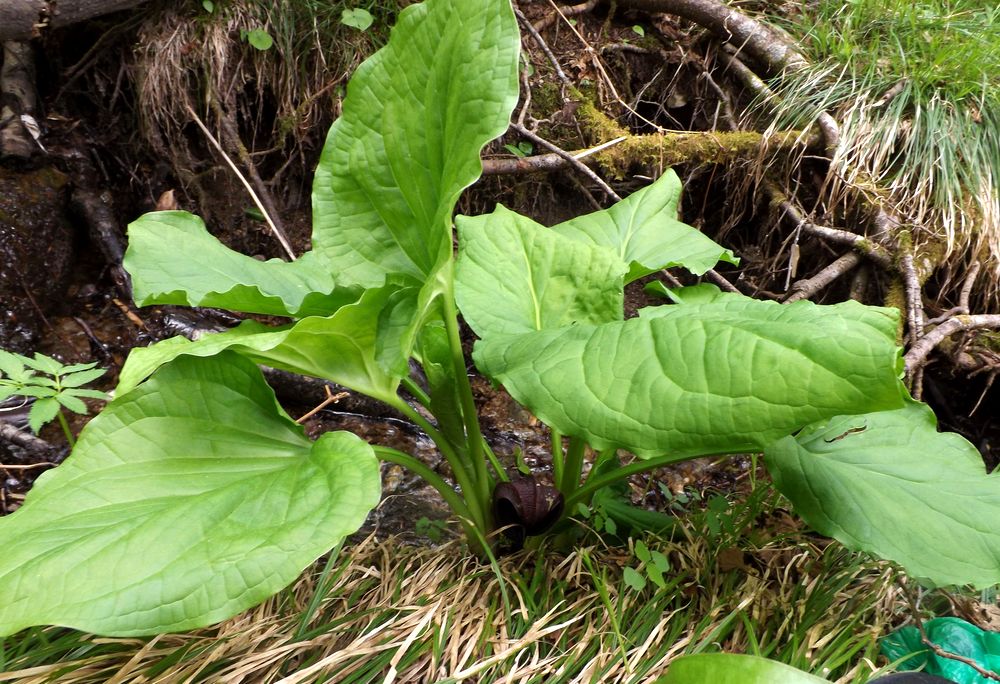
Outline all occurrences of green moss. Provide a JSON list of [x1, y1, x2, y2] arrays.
[[593, 131, 806, 179], [530, 82, 563, 120]]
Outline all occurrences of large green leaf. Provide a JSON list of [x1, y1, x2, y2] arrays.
[[0, 353, 381, 637], [455, 206, 627, 336], [766, 401, 1000, 588], [117, 285, 407, 404], [311, 0, 520, 287], [124, 211, 357, 317], [657, 654, 829, 684], [551, 170, 737, 283], [474, 296, 905, 458]]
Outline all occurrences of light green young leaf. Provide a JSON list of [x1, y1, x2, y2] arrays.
[[644, 282, 731, 305], [125, 211, 358, 317], [0, 350, 28, 379], [60, 368, 106, 387], [475, 296, 904, 458], [24, 353, 64, 375], [244, 28, 273, 51], [117, 285, 408, 405], [341, 8, 374, 31], [657, 654, 829, 683], [55, 393, 88, 415], [766, 401, 1000, 588], [28, 398, 60, 433], [645, 564, 666, 589], [650, 550, 670, 573], [13, 386, 56, 399], [65, 388, 110, 401], [311, 0, 519, 287], [551, 170, 738, 283], [455, 206, 627, 336], [0, 353, 381, 637], [623, 566, 646, 591], [60, 362, 99, 373]]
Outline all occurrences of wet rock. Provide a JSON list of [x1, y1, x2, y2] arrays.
[[0, 165, 73, 351]]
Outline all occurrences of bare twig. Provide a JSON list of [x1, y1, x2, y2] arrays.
[[784, 252, 862, 303], [514, 8, 573, 92], [296, 387, 349, 424], [183, 104, 296, 260], [0, 461, 57, 470], [511, 123, 621, 202], [212, 96, 293, 259], [532, 0, 600, 32], [660, 270, 684, 288], [905, 314, 1000, 376], [705, 269, 739, 293], [901, 581, 1000, 682]]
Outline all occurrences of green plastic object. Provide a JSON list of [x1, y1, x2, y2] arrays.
[[881, 617, 1000, 683]]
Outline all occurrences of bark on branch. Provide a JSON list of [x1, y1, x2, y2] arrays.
[[613, 0, 808, 73], [0, 0, 149, 42]]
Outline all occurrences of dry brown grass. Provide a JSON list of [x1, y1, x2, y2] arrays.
[[0, 510, 902, 684]]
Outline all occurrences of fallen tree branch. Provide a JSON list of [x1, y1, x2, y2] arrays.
[[483, 129, 813, 176], [70, 187, 132, 299], [0, 420, 55, 456], [905, 315, 1000, 376], [0, 0, 150, 42]]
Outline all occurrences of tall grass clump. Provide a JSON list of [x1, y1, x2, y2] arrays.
[[762, 0, 1000, 295]]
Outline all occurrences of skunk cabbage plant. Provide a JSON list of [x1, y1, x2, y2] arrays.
[[0, 0, 998, 638]]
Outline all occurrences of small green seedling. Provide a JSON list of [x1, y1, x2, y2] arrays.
[[242, 27, 273, 51], [0, 350, 107, 446], [503, 141, 533, 157], [414, 516, 450, 543], [341, 8, 375, 32]]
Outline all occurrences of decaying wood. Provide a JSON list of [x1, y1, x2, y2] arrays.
[[69, 187, 132, 299], [0, 420, 55, 457], [0, 0, 149, 42], [483, 130, 814, 176], [0, 41, 38, 159]]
